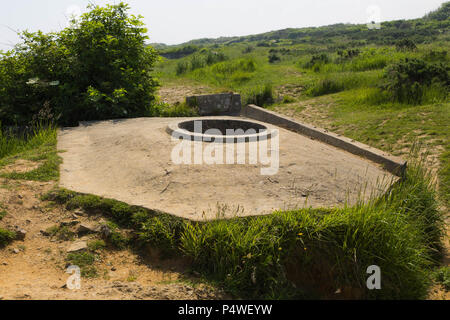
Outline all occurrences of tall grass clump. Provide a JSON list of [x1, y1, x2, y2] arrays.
[[179, 160, 444, 299], [383, 58, 449, 105], [0, 124, 57, 159], [0, 228, 16, 247], [243, 83, 275, 107], [46, 156, 445, 299], [306, 71, 381, 97]]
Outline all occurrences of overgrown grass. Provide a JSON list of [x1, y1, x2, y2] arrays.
[[0, 124, 60, 181], [43, 158, 445, 299], [66, 251, 98, 278]]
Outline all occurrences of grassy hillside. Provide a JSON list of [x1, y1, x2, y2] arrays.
[[154, 3, 450, 207]]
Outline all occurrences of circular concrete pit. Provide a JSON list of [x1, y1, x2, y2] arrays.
[[166, 118, 275, 143]]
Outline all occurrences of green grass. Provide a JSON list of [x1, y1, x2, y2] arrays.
[[0, 125, 60, 181], [433, 266, 450, 291], [45, 225, 75, 241], [66, 252, 98, 278], [0, 228, 16, 247], [43, 158, 445, 299]]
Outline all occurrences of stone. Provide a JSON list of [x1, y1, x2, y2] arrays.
[[12, 248, 20, 254], [77, 223, 99, 235], [60, 220, 79, 227], [15, 229, 27, 241], [100, 225, 112, 239], [67, 241, 88, 253], [186, 93, 241, 116]]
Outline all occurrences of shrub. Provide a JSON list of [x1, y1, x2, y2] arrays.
[[383, 58, 449, 104], [244, 83, 274, 107], [0, 228, 15, 247], [0, 2, 159, 126], [396, 39, 417, 52], [303, 53, 330, 70], [176, 61, 189, 75], [190, 54, 205, 70], [268, 53, 281, 64], [242, 46, 254, 54]]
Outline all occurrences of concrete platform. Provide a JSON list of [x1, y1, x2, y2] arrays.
[[58, 117, 397, 221]]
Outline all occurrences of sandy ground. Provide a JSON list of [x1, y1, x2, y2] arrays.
[[0, 175, 227, 300], [57, 117, 396, 221]]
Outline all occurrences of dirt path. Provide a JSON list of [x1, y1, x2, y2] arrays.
[[0, 164, 227, 300], [158, 84, 215, 105]]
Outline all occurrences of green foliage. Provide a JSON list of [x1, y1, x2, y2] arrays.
[[47, 159, 446, 299], [268, 53, 281, 64], [160, 45, 199, 59], [176, 60, 189, 75], [45, 225, 75, 241], [243, 83, 274, 107], [0, 124, 59, 182], [0, 2, 159, 126], [433, 266, 450, 290], [0, 228, 16, 247], [87, 240, 106, 252], [303, 53, 330, 71], [156, 102, 198, 117], [66, 252, 98, 278], [396, 39, 417, 52], [383, 58, 449, 104], [306, 71, 381, 97], [424, 2, 450, 21]]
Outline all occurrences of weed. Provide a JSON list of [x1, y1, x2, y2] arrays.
[[66, 252, 98, 278], [0, 228, 15, 247]]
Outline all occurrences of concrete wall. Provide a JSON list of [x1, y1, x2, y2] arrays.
[[186, 93, 241, 116], [242, 104, 407, 176]]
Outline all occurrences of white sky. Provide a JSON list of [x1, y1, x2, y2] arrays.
[[0, 0, 447, 50]]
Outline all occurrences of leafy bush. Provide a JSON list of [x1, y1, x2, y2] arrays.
[[337, 48, 360, 60], [383, 58, 449, 104], [303, 53, 330, 70], [396, 39, 417, 52], [176, 61, 189, 75], [0, 2, 159, 126], [268, 53, 281, 63]]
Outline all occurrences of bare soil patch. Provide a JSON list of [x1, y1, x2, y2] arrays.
[[0, 176, 227, 300]]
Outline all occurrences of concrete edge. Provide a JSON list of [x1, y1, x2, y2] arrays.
[[242, 104, 407, 176]]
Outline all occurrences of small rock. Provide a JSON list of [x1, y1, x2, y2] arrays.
[[2, 262, 8, 266], [111, 267, 116, 271], [77, 223, 99, 235], [12, 248, 20, 254], [74, 209, 86, 216], [60, 220, 79, 227], [67, 241, 88, 253], [100, 225, 112, 238], [17, 194, 23, 199], [15, 229, 27, 241], [40, 230, 50, 236]]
